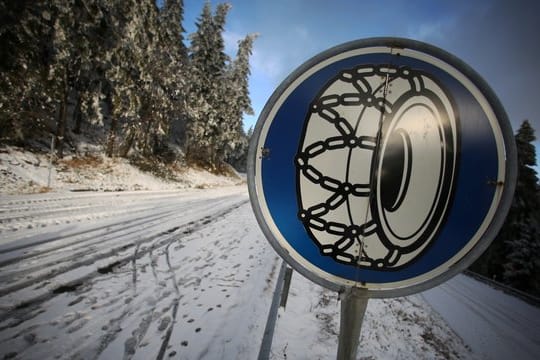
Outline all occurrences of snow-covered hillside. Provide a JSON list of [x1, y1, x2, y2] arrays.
[[0, 146, 243, 195]]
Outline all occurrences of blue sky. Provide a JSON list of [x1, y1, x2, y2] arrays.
[[182, 0, 540, 169]]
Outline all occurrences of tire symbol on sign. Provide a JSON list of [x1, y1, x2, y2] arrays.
[[295, 64, 459, 270]]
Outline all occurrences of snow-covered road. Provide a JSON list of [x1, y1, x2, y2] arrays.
[[421, 274, 540, 360], [0, 187, 280, 359], [0, 187, 538, 359]]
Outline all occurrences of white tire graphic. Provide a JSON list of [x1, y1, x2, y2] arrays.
[[296, 64, 459, 270]]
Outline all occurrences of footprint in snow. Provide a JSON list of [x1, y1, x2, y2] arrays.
[[158, 316, 171, 331]]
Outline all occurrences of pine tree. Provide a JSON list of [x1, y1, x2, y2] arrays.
[[106, 0, 172, 158], [0, 0, 130, 156], [224, 33, 257, 171], [0, 1, 58, 145], [0, 0, 256, 174], [160, 0, 187, 60], [158, 0, 188, 150], [185, 1, 213, 165], [48, 0, 105, 157], [502, 120, 540, 294], [102, 0, 142, 157], [77, 0, 126, 140], [186, 1, 231, 169]]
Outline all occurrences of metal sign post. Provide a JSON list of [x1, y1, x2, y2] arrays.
[[248, 37, 517, 358], [47, 135, 55, 188], [337, 287, 369, 360], [258, 261, 288, 360]]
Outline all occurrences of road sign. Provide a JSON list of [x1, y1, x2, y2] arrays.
[[248, 37, 516, 298]]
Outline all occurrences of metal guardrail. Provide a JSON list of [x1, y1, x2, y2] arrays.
[[464, 270, 540, 308]]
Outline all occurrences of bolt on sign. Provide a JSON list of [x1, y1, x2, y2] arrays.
[[248, 37, 516, 298]]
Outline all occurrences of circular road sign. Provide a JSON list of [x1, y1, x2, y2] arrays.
[[247, 37, 516, 297]]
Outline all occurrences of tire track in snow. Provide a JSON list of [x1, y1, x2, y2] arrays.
[[0, 204, 181, 267], [0, 191, 190, 233], [155, 242, 182, 360], [0, 195, 236, 279], [0, 194, 217, 256], [0, 197, 248, 319], [0, 196, 278, 360]]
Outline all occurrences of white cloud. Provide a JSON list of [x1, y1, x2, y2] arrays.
[[293, 25, 309, 40], [223, 30, 286, 83], [407, 20, 452, 42], [223, 30, 244, 56], [250, 48, 285, 81], [247, 25, 317, 85]]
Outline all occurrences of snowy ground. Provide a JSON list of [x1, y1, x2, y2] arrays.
[[271, 269, 540, 360], [421, 274, 540, 360], [3, 187, 538, 359], [0, 146, 243, 194], [1, 148, 539, 359], [0, 187, 474, 360], [0, 187, 279, 359], [270, 272, 475, 360]]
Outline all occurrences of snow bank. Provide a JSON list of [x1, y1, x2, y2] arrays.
[[0, 146, 243, 194], [421, 274, 540, 360], [271, 271, 476, 359]]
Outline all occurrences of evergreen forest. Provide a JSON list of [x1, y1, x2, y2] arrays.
[[471, 120, 540, 298], [0, 0, 255, 172]]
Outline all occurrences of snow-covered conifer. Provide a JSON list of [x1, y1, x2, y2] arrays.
[[223, 33, 257, 171], [502, 120, 540, 294], [186, 2, 232, 168], [0, 1, 58, 145], [158, 0, 188, 149]]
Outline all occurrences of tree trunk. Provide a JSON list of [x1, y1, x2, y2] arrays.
[[119, 132, 135, 158], [73, 93, 82, 134], [106, 124, 116, 157], [105, 86, 116, 157], [55, 76, 69, 159], [143, 114, 153, 156]]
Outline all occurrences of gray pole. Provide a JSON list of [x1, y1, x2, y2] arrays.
[[336, 286, 369, 360], [258, 260, 288, 360], [47, 135, 55, 188]]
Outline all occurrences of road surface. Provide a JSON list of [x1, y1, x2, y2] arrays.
[[0, 187, 280, 359], [422, 273, 540, 360], [0, 187, 538, 359]]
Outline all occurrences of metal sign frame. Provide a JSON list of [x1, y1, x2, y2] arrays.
[[247, 37, 517, 298]]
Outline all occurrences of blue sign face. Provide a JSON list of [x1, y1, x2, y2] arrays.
[[248, 38, 516, 296]]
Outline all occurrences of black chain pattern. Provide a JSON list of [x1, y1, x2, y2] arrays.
[[293, 58, 459, 273], [295, 64, 420, 266]]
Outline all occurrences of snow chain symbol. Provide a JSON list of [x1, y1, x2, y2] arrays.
[[295, 63, 459, 270]]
